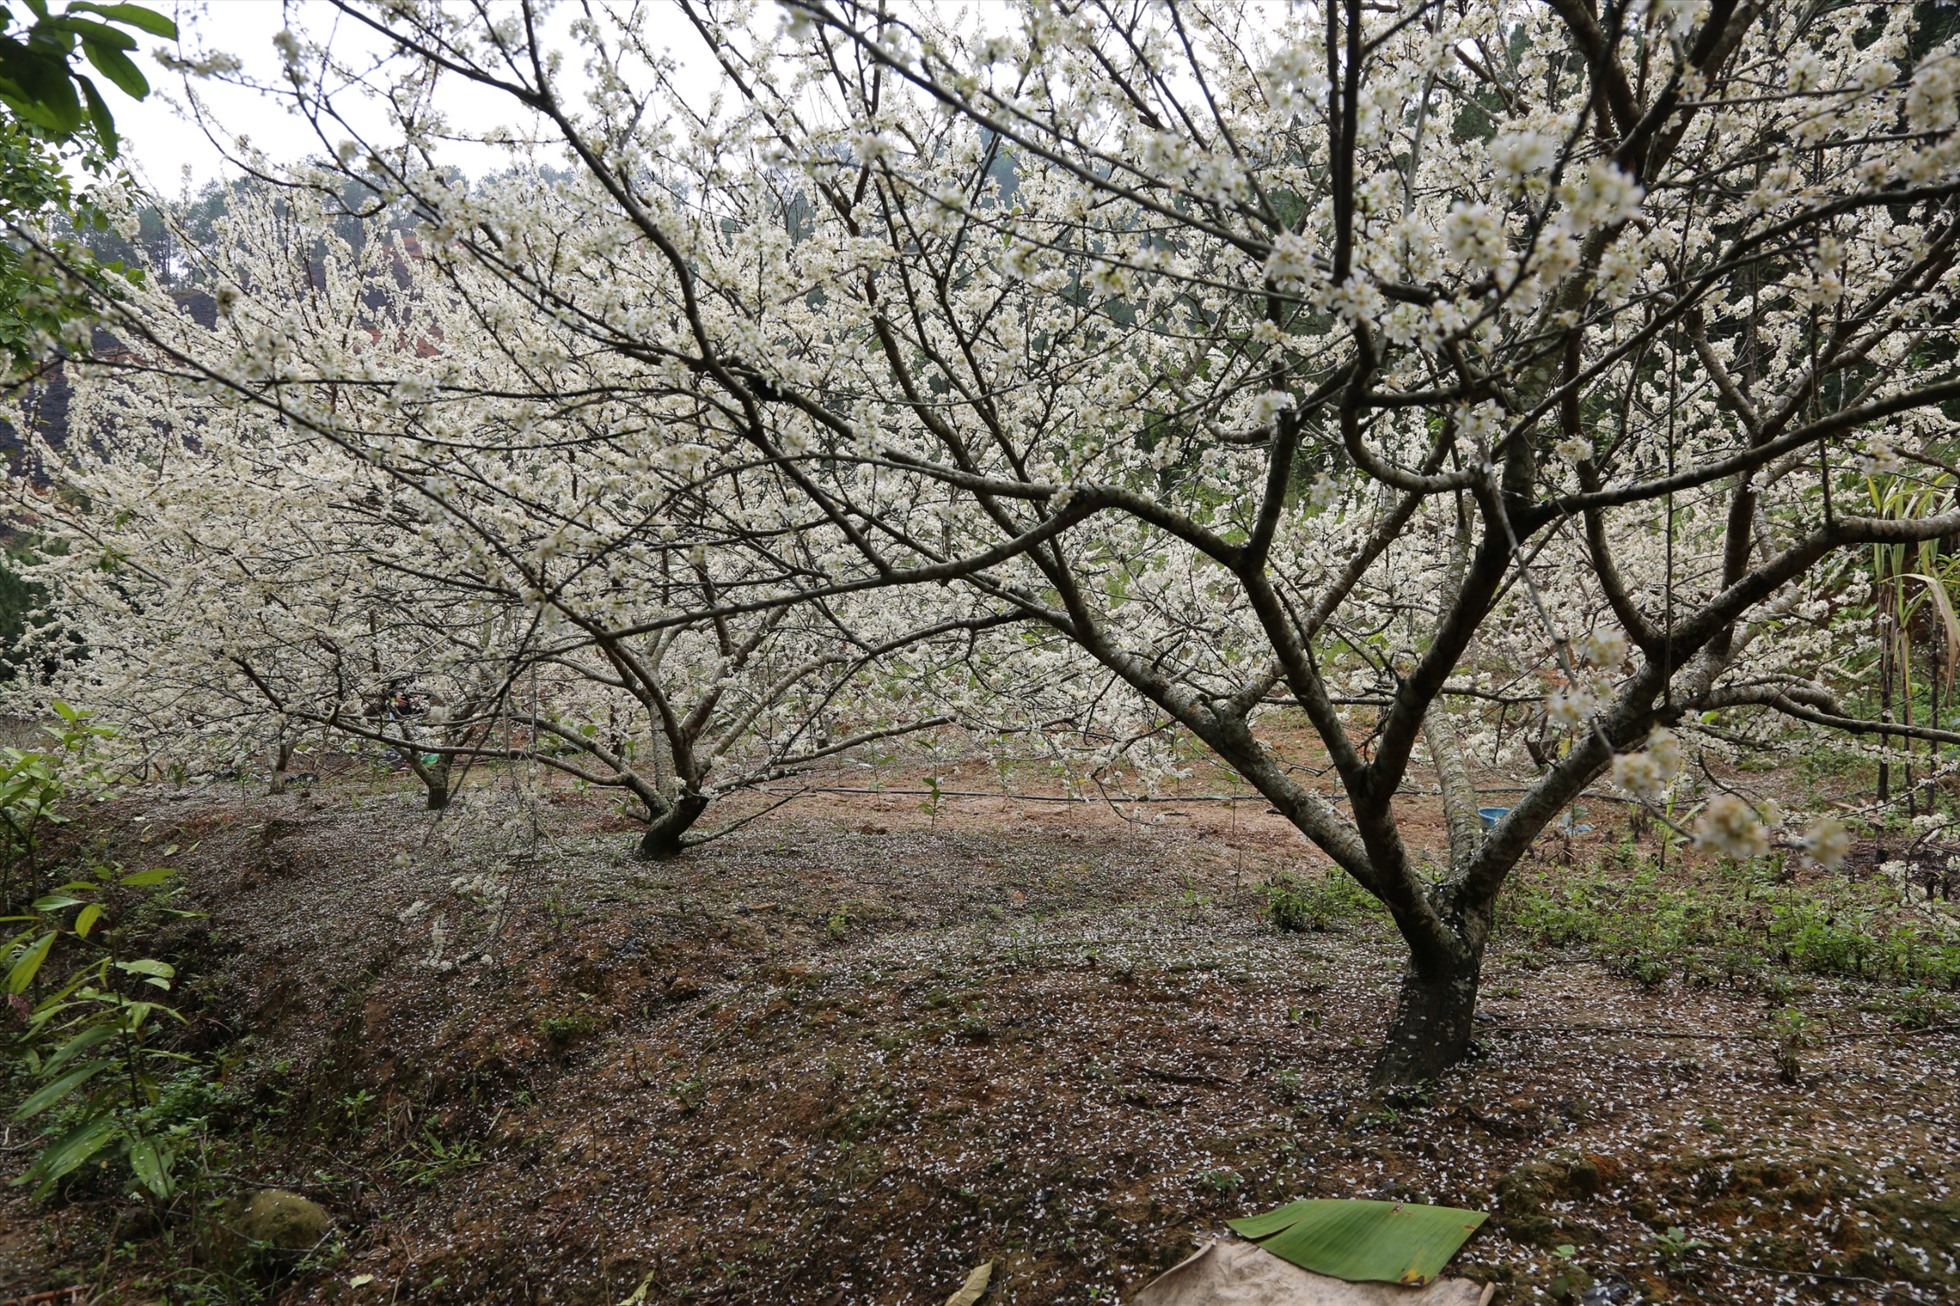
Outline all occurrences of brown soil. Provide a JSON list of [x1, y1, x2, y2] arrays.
[[3, 768, 1957, 1305]]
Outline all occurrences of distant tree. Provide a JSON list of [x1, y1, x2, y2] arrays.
[[18, 182, 1001, 842]]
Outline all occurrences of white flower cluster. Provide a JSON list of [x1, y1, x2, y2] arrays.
[[156, 49, 244, 78], [1262, 229, 1317, 288], [1692, 794, 1772, 860], [1610, 727, 1686, 800], [1563, 160, 1645, 229], [1797, 816, 1853, 870], [1906, 57, 1958, 134], [1249, 389, 1295, 429], [1575, 629, 1629, 669], [1489, 127, 1560, 189], [1546, 686, 1597, 730], [1443, 201, 1506, 272], [450, 872, 510, 910], [1856, 440, 1905, 475]]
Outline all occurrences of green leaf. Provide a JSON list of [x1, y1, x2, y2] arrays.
[[23, 967, 104, 1024], [31, 892, 83, 911], [115, 958, 174, 979], [68, 2, 177, 38], [76, 69, 116, 156], [24, 1115, 116, 1186], [55, 16, 138, 49], [1226, 1198, 1488, 1286], [119, 867, 174, 886], [1903, 572, 1960, 684], [73, 902, 101, 937], [42, 1022, 114, 1074], [7, 931, 56, 993], [14, 1059, 107, 1118], [79, 37, 144, 98], [127, 1133, 171, 1197]]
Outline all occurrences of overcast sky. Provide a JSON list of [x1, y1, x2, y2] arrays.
[[117, 3, 337, 190], [113, 0, 1016, 193], [116, 0, 618, 192]]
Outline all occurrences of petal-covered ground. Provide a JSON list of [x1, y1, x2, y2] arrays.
[[4, 768, 1957, 1305]]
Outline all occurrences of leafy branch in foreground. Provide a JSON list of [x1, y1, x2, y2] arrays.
[[5, 858, 197, 1200], [1, 704, 199, 1202], [0, 0, 175, 370]]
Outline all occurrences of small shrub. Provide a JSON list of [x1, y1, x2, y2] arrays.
[[1264, 871, 1371, 933], [1197, 1168, 1243, 1194], [1768, 1007, 1822, 1086], [1771, 900, 1873, 977], [4, 860, 199, 1200], [536, 1010, 600, 1044], [1882, 986, 1957, 1029]]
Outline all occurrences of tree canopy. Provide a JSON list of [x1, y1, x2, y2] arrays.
[[12, 0, 1960, 1082]]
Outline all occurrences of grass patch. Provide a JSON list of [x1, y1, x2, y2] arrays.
[[1263, 870, 1377, 934], [1497, 856, 1960, 990]]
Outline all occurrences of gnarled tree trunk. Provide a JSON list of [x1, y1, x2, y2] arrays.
[[637, 791, 710, 859]]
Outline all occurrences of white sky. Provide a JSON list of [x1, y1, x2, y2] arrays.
[[117, 3, 344, 190], [115, 0, 613, 191], [117, 0, 1008, 191], [114, 0, 1019, 189]]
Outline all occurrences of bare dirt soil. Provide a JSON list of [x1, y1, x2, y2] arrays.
[[3, 764, 1958, 1305]]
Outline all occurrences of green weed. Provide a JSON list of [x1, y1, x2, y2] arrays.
[[1264, 871, 1373, 934]]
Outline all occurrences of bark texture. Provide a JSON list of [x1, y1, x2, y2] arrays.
[[637, 792, 710, 859], [1372, 944, 1484, 1086], [1372, 884, 1493, 1086]]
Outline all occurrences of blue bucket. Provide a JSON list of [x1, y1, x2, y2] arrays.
[[1477, 806, 1510, 830]]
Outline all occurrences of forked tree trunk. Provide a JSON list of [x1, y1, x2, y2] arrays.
[[401, 747, 453, 810], [637, 792, 710, 859]]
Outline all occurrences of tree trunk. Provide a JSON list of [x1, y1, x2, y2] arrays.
[[268, 739, 295, 796], [1371, 938, 1484, 1086], [422, 760, 451, 810], [637, 792, 710, 859]]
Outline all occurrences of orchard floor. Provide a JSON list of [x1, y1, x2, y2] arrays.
[[4, 764, 1959, 1306]]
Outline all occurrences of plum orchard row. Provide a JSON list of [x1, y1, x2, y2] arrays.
[[9, 0, 1959, 1081]]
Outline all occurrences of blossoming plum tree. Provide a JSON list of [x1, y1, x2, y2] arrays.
[[52, 0, 1960, 1080], [15, 181, 1003, 849]]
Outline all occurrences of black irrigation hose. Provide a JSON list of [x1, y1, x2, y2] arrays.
[[751, 785, 1260, 804], [1485, 1021, 1960, 1044], [746, 784, 1645, 806]]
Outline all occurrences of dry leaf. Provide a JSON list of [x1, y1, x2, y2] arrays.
[[946, 1261, 992, 1306]]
